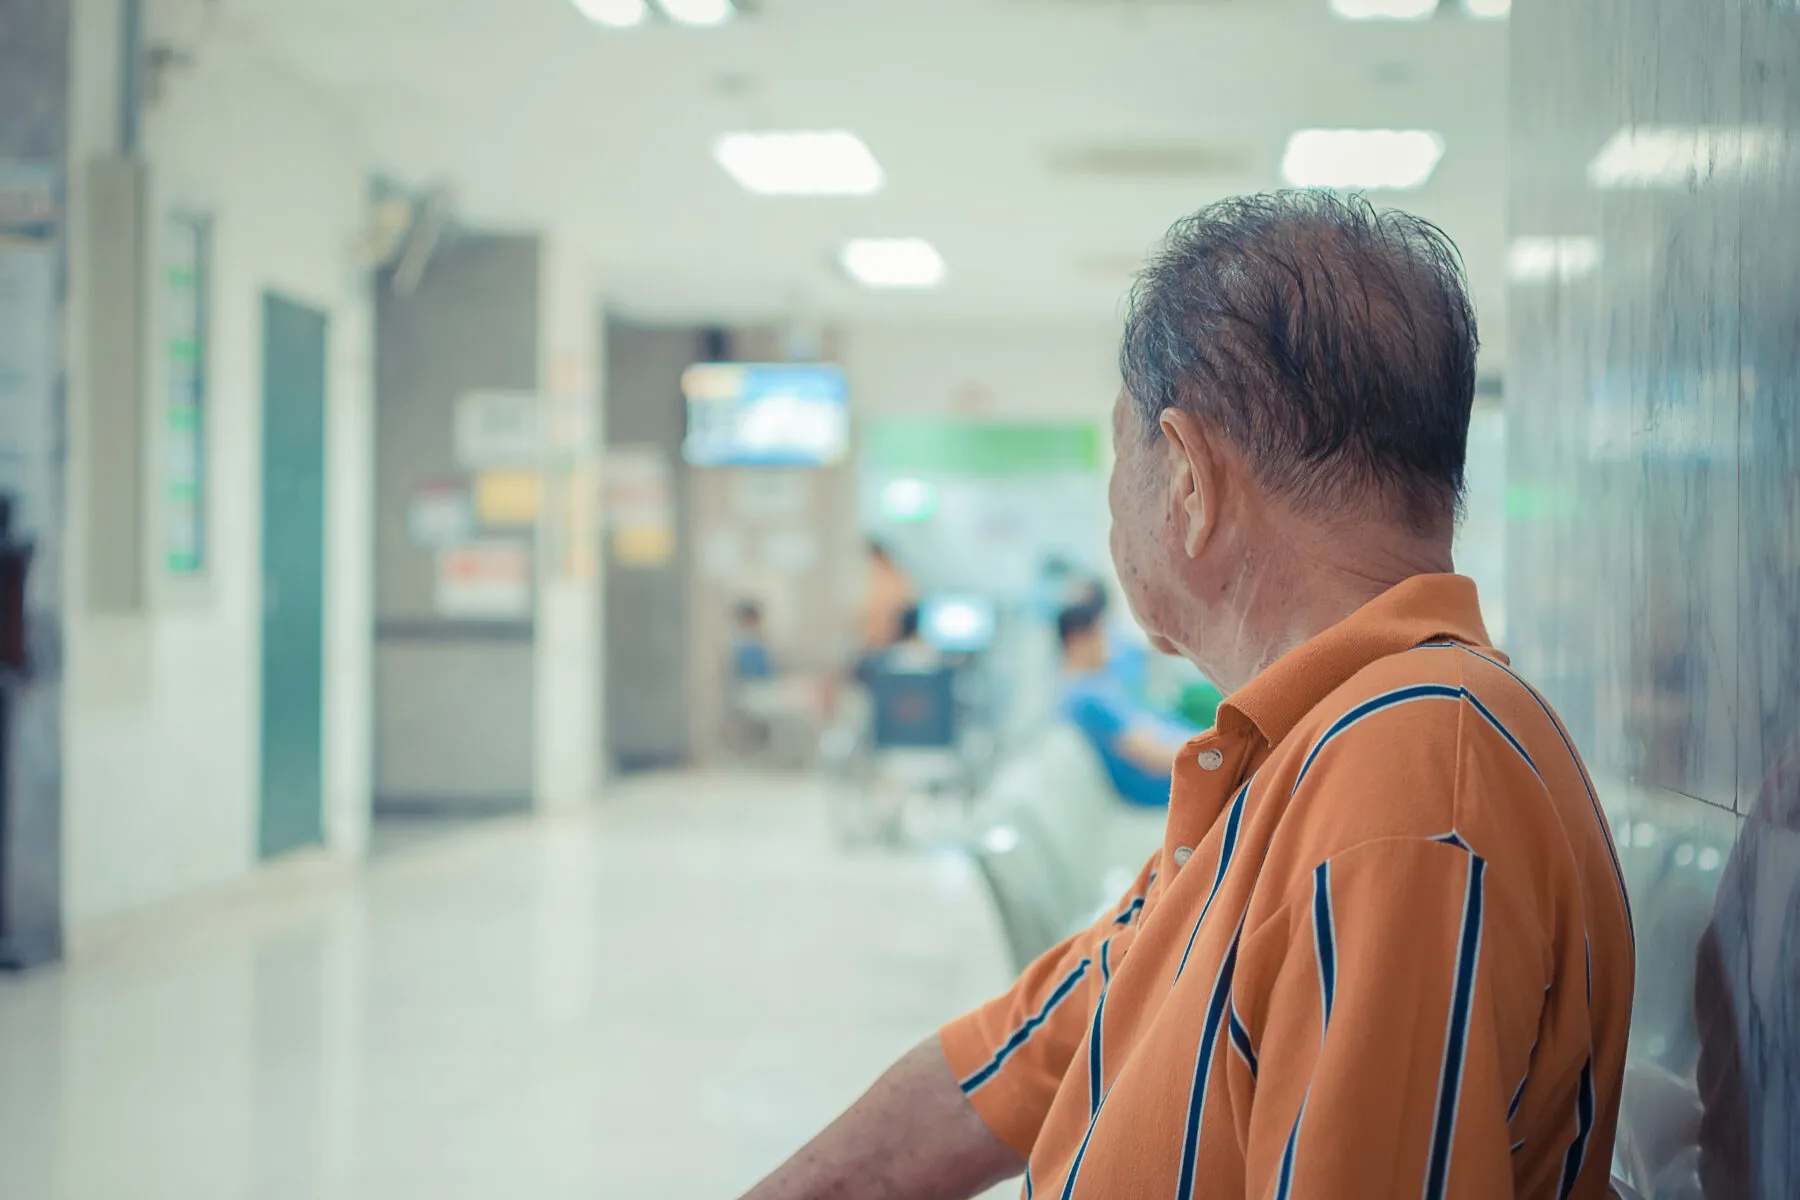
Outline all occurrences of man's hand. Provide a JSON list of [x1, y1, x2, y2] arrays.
[[738, 1035, 1024, 1200], [1115, 725, 1182, 776]]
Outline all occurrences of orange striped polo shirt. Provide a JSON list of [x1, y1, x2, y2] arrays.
[[942, 574, 1634, 1199]]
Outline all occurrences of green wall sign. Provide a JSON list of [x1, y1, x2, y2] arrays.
[[864, 419, 1103, 475]]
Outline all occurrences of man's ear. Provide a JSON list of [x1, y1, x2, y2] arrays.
[[1158, 408, 1220, 560]]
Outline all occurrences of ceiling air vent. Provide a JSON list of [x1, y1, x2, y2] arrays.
[[1046, 141, 1255, 182], [1014, 0, 1258, 8]]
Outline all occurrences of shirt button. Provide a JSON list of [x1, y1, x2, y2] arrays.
[[1197, 749, 1225, 771], [1173, 846, 1194, 868]]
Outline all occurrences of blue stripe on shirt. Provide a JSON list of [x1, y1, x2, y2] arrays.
[[959, 957, 1092, 1094], [1227, 1003, 1258, 1079], [1423, 852, 1488, 1200], [1174, 926, 1243, 1200], [1312, 861, 1337, 1034], [1173, 779, 1251, 984]]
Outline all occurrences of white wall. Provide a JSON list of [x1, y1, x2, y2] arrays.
[[63, 5, 373, 926], [533, 235, 603, 811], [838, 321, 1122, 424]]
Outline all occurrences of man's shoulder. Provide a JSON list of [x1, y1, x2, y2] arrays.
[[1258, 640, 1588, 854], [1286, 638, 1558, 758]]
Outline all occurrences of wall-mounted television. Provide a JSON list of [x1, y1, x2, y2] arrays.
[[681, 362, 850, 467]]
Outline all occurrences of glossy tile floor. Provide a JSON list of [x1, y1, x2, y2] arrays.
[[0, 773, 1015, 1199]]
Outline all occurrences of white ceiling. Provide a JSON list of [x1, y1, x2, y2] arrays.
[[225, 0, 1510, 352]]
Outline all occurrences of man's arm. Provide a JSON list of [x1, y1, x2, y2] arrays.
[[739, 1036, 1023, 1200], [1114, 724, 1183, 776], [742, 862, 1156, 1200], [1066, 689, 1185, 777]]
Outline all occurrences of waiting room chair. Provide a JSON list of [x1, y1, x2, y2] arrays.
[[968, 811, 1072, 974], [966, 722, 1171, 968]]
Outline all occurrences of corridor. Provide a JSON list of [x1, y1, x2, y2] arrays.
[[0, 776, 1012, 1199]]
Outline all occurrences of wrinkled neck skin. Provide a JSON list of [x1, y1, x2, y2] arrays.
[[1165, 502, 1455, 696]]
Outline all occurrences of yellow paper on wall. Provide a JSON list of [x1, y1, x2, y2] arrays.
[[475, 470, 539, 527], [613, 523, 674, 567]]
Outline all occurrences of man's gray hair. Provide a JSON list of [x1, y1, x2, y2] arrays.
[[1120, 190, 1479, 529]]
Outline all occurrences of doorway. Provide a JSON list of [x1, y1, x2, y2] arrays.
[[258, 292, 328, 858]]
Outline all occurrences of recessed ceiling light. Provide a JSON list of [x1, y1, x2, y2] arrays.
[[571, 0, 649, 27], [1280, 129, 1446, 189], [1330, 0, 1439, 19], [1588, 125, 1783, 188], [840, 239, 946, 289], [1508, 236, 1601, 283], [1462, 0, 1510, 17], [657, 0, 734, 26], [714, 131, 885, 197]]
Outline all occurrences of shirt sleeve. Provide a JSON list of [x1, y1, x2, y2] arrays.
[[939, 860, 1155, 1158], [1232, 837, 1535, 1200]]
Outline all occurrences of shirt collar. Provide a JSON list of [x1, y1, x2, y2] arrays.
[[1216, 573, 1496, 749]]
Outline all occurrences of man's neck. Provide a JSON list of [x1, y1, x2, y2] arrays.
[[1195, 516, 1453, 693]]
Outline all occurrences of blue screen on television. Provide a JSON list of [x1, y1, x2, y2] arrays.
[[681, 363, 850, 467]]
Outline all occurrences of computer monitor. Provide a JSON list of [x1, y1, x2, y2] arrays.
[[920, 594, 997, 654]]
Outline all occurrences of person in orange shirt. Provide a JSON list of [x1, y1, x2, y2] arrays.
[[740, 191, 1634, 1200], [857, 540, 917, 655]]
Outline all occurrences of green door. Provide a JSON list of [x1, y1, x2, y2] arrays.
[[258, 293, 328, 858]]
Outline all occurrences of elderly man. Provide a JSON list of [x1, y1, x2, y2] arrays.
[[741, 192, 1634, 1200]]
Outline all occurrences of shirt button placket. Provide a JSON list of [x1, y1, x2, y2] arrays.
[[1169, 740, 1235, 873]]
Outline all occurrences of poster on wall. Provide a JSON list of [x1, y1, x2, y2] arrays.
[[760, 529, 818, 573], [612, 524, 674, 569], [473, 469, 539, 528], [601, 444, 676, 569], [733, 471, 810, 520], [162, 213, 209, 576], [455, 390, 541, 468], [406, 478, 475, 548], [435, 539, 531, 619], [698, 528, 743, 582]]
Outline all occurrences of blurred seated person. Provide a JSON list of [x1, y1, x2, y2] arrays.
[[1059, 576, 1152, 703], [731, 600, 774, 683], [881, 604, 943, 673], [725, 600, 777, 756], [1057, 603, 1197, 809]]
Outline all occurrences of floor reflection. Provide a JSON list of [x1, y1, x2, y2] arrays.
[[0, 773, 1011, 1199]]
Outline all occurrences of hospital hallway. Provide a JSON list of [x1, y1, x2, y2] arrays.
[[6, 0, 1800, 1195], [0, 775, 1013, 1199]]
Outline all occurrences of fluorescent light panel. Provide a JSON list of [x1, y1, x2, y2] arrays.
[[841, 238, 946, 289], [1508, 236, 1601, 283], [572, 0, 648, 27], [1588, 125, 1783, 188], [1281, 129, 1446, 189], [1463, 0, 1510, 17], [1330, 0, 1438, 18], [657, 0, 734, 25], [715, 131, 884, 196]]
